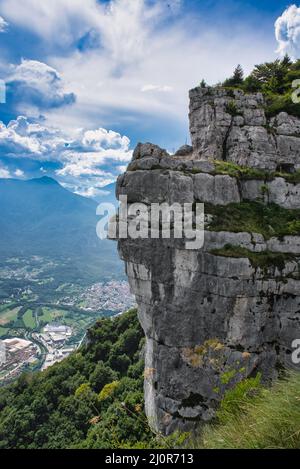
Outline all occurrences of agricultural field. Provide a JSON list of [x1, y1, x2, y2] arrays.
[[0, 306, 22, 327], [0, 303, 98, 338], [0, 255, 135, 383], [39, 307, 65, 323], [23, 309, 35, 329]]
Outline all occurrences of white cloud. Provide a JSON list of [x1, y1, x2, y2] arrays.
[[11, 59, 61, 88], [74, 184, 114, 198], [0, 166, 10, 178], [275, 5, 300, 58], [0, 1, 277, 153], [56, 158, 115, 178], [6, 59, 76, 116], [14, 169, 24, 177], [54, 145, 132, 178], [0, 116, 131, 161], [82, 128, 130, 151], [117, 165, 127, 173], [0, 115, 132, 194], [0, 116, 65, 155], [0, 0, 99, 46], [0, 15, 8, 32], [44, 0, 275, 142], [0, 0, 180, 59], [141, 84, 173, 93], [74, 186, 98, 198]]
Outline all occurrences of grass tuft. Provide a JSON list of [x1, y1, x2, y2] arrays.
[[193, 372, 300, 449]]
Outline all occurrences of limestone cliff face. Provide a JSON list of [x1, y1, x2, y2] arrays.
[[190, 87, 300, 171], [115, 87, 300, 435]]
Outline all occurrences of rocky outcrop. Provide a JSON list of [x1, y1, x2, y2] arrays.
[[114, 86, 300, 436], [189, 87, 300, 171], [120, 169, 300, 210]]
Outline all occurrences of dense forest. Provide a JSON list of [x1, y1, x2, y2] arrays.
[[0, 309, 160, 449]]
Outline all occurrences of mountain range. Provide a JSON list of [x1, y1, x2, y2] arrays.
[[0, 176, 122, 282]]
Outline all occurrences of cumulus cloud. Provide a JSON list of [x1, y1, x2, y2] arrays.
[[0, 167, 25, 179], [82, 128, 130, 151], [0, 165, 11, 178], [55, 143, 132, 180], [0, 0, 275, 147], [14, 168, 24, 177], [56, 159, 115, 178], [45, 0, 274, 145], [0, 116, 65, 155], [6, 59, 76, 116], [0, 115, 132, 195], [0, 115, 132, 162], [275, 5, 300, 58], [0, 15, 8, 32], [0, 0, 278, 185], [0, 0, 187, 122]]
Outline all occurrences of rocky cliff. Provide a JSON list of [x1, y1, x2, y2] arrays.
[[115, 86, 300, 435]]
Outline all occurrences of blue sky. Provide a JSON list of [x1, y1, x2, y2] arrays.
[[0, 0, 299, 198]]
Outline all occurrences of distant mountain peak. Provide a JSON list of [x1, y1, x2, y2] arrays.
[[31, 176, 59, 185]]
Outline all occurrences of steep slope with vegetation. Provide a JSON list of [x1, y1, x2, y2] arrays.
[[0, 308, 299, 449], [0, 309, 157, 449]]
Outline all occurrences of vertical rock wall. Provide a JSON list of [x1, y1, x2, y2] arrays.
[[115, 87, 300, 435]]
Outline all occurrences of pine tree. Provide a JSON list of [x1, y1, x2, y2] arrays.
[[232, 64, 244, 84], [223, 64, 244, 87], [281, 53, 292, 68]]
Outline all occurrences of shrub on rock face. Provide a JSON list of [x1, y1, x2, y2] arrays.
[[225, 101, 240, 117]]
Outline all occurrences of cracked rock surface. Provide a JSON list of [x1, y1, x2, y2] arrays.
[[114, 87, 300, 435], [189, 87, 300, 171]]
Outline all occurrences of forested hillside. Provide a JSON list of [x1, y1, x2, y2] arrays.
[[0, 309, 157, 449], [1, 308, 299, 449]]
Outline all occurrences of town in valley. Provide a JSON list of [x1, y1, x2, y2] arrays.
[[0, 256, 135, 384]]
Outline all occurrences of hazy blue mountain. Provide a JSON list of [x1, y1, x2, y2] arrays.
[[0, 176, 122, 282], [96, 182, 117, 206]]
